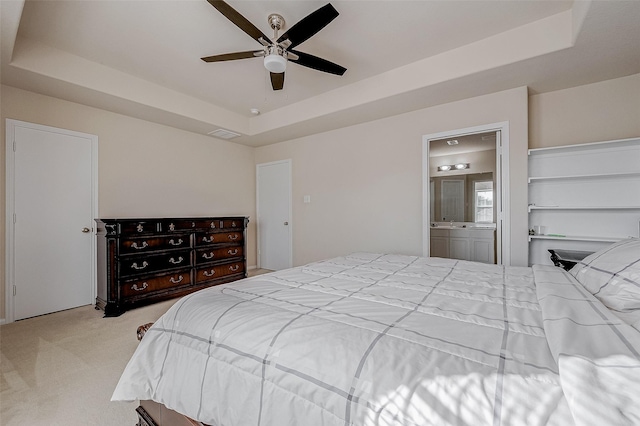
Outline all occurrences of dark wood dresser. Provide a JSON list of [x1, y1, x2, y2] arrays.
[[96, 216, 249, 317]]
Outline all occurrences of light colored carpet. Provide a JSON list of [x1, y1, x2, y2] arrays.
[[1, 299, 176, 426], [0, 269, 271, 426]]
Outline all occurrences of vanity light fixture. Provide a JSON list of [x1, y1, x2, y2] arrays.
[[438, 163, 469, 172]]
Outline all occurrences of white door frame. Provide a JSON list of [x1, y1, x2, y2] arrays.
[[256, 159, 293, 270], [5, 119, 98, 323], [422, 122, 510, 265]]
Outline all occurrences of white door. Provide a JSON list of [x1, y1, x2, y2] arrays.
[[441, 179, 465, 222], [256, 160, 292, 271], [7, 120, 96, 321]]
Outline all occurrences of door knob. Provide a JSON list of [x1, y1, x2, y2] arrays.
[[284, 222, 289, 225], [82, 227, 91, 233]]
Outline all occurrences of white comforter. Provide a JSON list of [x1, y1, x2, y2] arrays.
[[112, 253, 640, 425]]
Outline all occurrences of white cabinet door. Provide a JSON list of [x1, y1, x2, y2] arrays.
[[450, 238, 470, 260], [470, 239, 494, 263], [430, 236, 449, 258], [469, 229, 495, 264]]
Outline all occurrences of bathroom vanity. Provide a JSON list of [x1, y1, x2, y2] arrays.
[[430, 225, 496, 264]]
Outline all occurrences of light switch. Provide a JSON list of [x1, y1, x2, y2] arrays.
[[303, 195, 311, 203]]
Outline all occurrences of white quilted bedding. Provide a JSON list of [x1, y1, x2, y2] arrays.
[[112, 253, 640, 425]]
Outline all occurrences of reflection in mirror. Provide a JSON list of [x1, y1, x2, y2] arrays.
[[429, 133, 496, 223], [474, 180, 493, 222], [429, 131, 497, 263], [432, 172, 495, 222]]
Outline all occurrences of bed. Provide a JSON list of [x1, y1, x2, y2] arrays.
[[112, 240, 640, 425]]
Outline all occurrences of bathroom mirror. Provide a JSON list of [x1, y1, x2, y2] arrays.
[[429, 133, 497, 224]]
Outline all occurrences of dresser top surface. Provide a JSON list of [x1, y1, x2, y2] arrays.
[[97, 216, 248, 221]]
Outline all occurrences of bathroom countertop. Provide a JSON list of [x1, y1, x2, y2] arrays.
[[431, 225, 496, 230]]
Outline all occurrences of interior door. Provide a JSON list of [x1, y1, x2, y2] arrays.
[[441, 179, 465, 222], [9, 120, 96, 320], [256, 160, 292, 271]]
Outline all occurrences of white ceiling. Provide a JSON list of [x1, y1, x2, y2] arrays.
[[430, 132, 496, 157], [2, 1, 639, 147]]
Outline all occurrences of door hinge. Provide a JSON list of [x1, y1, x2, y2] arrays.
[[13, 140, 16, 152], [13, 285, 16, 296], [13, 213, 16, 224]]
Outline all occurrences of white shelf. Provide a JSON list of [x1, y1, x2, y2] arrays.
[[528, 171, 640, 183], [528, 205, 640, 212], [527, 137, 640, 266], [528, 235, 623, 243], [528, 137, 640, 156]]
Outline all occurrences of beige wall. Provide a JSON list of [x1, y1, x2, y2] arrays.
[[529, 73, 640, 148], [255, 87, 530, 267], [2, 73, 638, 321], [1, 85, 257, 320]]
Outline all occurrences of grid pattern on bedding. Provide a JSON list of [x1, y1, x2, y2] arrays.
[[113, 253, 570, 426]]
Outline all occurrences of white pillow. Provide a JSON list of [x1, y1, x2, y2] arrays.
[[570, 238, 640, 314]]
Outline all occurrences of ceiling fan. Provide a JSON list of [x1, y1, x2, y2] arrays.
[[201, 0, 347, 91]]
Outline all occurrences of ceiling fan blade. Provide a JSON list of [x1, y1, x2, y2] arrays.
[[201, 50, 264, 63], [277, 3, 338, 50], [288, 50, 346, 76], [270, 72, 285, 90], [207, 0, 272, 46]]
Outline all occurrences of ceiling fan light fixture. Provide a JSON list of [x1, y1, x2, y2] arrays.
[[264, 53, 287, 73]]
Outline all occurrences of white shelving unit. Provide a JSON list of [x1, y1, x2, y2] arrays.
[[528, 137, 640, 266]]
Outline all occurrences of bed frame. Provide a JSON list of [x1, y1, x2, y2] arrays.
[[136, 399, 208, 426]]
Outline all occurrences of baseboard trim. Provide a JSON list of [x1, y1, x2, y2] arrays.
[[247, 265, 257, 271], [0, 318, 6, 325]]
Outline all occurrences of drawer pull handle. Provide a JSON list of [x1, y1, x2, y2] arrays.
[[131, 241, 148, 250], [169, 256, 184, 264], [131, 261, 149, 270], [169, 275, 184, 284], [228, 234, 239, 241], [169, 238, 183, 246], [131, 282, 148, 291], [228, 249, 238, 255], [203, 269, 216, 277], [202, 252, 214, 260], [229, 265, 240, 272], [202, 236, 214, 243]]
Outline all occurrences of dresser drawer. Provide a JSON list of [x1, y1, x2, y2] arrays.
[[195, 231, 243, 246], [195, 261, 245, 283], [120, 234, 191, 254], [220, 219, 244, 229], [118, 220, 160, 235], [195, 246, 243, 265], [119, 249, 191, 277], [161, 219, 215, 232], [122, 269, 191, 298]]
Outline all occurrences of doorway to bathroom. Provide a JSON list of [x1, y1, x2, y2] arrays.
[[422, 122, 510, 265]]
